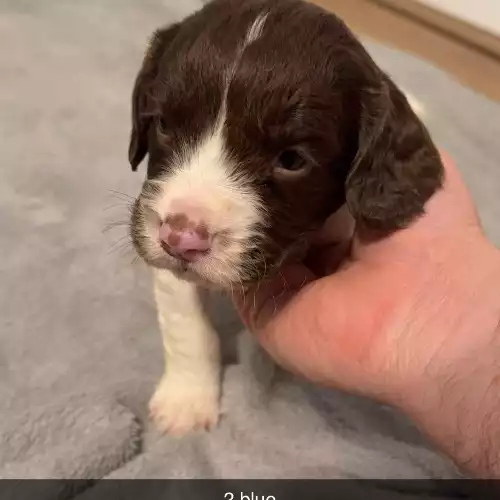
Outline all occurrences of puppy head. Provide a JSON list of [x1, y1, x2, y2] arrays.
[[128, 0, 443, 288]]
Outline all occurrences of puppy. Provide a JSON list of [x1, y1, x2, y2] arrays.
[[127, 0, 443, 435]]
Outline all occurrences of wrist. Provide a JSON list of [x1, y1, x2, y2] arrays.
[[400, 332, 500, 478], [395, 244, 500, 477]]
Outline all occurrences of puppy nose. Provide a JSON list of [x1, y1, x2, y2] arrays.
[[159, 213, 211, 262]]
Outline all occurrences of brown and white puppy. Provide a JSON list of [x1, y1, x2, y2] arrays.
[[128, 0, 443, 434]]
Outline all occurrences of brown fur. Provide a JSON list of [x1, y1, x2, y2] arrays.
[[128, 0, 443, 282]]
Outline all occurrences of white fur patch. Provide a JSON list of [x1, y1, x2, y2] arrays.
[[142, 125, 264, 285], [245, 13, 268, 44], [218, 12, 268, 122]]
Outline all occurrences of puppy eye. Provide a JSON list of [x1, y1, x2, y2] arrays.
[[273, 149, 311, 181], [277, 149, 306, 172]]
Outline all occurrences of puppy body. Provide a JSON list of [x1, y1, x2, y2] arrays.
[[127, 0, 443, 433]]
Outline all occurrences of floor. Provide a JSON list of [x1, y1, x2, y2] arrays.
[[313, 0, 500, 103]]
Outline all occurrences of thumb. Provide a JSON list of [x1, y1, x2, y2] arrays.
[[235, 239, 352, 331], [234, 264, 348, 382], [234, 260, 385, 386]]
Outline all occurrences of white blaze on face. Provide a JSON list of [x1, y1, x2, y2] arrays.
[[245, 13, 268, 44], [145, 127, 265, 285], [138, 13, 270, 286], [151, 127, 263, 249]]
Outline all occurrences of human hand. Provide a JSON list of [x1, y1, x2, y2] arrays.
[[235, 153, 500, 406]]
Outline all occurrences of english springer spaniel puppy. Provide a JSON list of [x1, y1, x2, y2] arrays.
[[128, 0, 443, 434]]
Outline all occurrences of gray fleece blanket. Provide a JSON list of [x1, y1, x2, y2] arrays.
[[1, 0, 500, 486]]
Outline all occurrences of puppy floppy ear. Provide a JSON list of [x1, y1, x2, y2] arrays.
[[345, 77, 444, 233], [129, 24, 180, 171]]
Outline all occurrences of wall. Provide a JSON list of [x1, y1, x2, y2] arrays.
[[416, 0, 500, 37]]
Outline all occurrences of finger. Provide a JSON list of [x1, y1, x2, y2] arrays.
[[242, 266, 371, 384]]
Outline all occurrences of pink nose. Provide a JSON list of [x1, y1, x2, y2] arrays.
[[159, 214, 211, 262]]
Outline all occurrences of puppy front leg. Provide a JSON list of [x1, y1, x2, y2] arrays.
[[149, 269, 221, 435]]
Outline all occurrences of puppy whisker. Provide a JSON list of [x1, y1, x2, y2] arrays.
[[108, 234, 131, 249], [108, 189, 135, 201], [108, 240, 133, 257], [103, 202, 134, 213], [102, 221, 130, 234]]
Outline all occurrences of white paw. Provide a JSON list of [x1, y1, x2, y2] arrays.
[[149, 375, 220, 436]]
